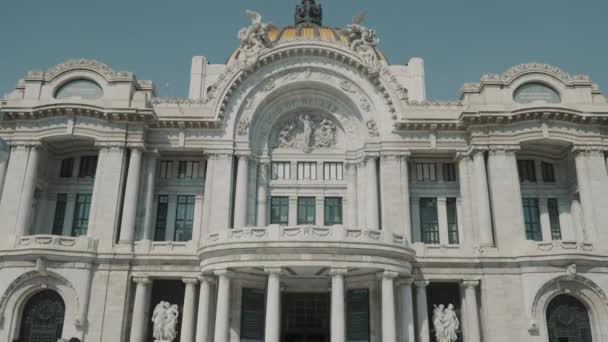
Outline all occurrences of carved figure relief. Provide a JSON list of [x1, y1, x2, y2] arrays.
[[344, 13, 382, 74], [237, 118, 250, 136], [366, 120, 379, 137], [152, 301, 180, 342], [274, 114, 337, 152], [236, 10, 271, 69], [432, 304, 459, 342]]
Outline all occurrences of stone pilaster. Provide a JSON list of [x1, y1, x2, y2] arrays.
[[233, 155, 249, 228], [471, 149, 493, 246], [119, 147, 143, 244], [366, 156, 380, 230], [256, 161, 269, 227], [345, 162, 358, 228], [380, 153, 411, 238], [207, 154, 234, 233], [142, 151, 158, 240]]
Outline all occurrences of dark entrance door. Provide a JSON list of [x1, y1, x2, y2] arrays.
[[546, 295, 593, 342], [282, 292, 330, 342], [19, 290, 65, 342]]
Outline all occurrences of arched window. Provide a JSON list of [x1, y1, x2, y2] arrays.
[[546, 294, 592, 342], [55, 79, 103, 100], [19, 290, 65, 342], [513, 82, 561, 104]]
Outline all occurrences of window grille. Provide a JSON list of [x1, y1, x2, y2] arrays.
[[419, 198, 439, 244], [323, 162, 343, 180], [523, 198, 542, 241], [297, 162, 317, 180], [271, 162, 291, 180]]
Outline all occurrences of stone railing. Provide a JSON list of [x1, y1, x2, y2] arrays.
[[14, 234, 98, 252], [133, 240, 193, 254], [205, 225, 409, 247]]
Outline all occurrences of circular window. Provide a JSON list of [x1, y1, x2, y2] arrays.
[[513, 83, 560, 104], [55, 79, 103, 100]]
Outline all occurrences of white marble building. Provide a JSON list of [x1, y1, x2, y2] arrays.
[[0, 1, 607, 342]]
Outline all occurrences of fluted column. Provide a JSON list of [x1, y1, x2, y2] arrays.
[[456, 154, 474, 248], [129, 277, 152, 342], [142, 152, 158, 240], [234, 155, 249, 228], [214, 270, 233, 342], [462, 280, 481, 342], [345, 163, 358, 227], [366, 156, 379, 230], [257, 161, 269, 226], [16, 144, 41, 236], [414, 280, 430, 342], [195, 276, 215, 342], [265, 268, 282, 342], [381, 271, 398, 342], [181, 278, 199, 342], [330, 268, 347, 342], [119, 147, 143, 243], [397, 278, 415, 342], [472, 150, 493, 246]]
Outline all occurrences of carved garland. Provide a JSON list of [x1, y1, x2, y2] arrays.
[[27, 59, 134, 82]]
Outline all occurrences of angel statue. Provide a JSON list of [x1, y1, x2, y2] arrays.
[[151, 301, 180, 342], [344, 12, 382, 73], [236, 10, 271, 68], [433, 303, 460, 342]]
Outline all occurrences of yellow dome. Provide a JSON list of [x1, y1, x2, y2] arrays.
[[267, 24, 349, 45]]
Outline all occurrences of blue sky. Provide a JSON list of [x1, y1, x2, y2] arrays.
[[1, 0, 606, 100]]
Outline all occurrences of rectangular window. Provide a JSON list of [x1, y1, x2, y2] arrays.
[[270, 197, 289, 225], [297, 162, 317, 180], [517, 160, 536, 182], [346, 289, 370, 342], [271, 162, 291, 180], [71, 194, 92, 237], [542, 162, 556, 183], [154, 195, 169, 241], [548, 198, 562, 240], [443, 163, 457, 182], [523, 198, 542, 241], [419, 198, 439, 244], [415, 163, 437, 181], [59, 158, 74, 178], [240, 288, 265, 341], [51, 194, 67, 235], [446, 198, 459, 244], [178, 161, 200, 179], [324, 197, 343, 226], [174, 195, 195, 241], [159, 161, 172, 179], [323, 162, 344, 181], [297, 197, 316, 225], [78, 156, 98, 178]]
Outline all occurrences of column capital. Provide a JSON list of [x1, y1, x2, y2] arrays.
[[380, 271, 400, 280], [455, 151, 472, 161], [183, 277, 200, 285], [236, 153, 251, 160], [414, 279, 430, 288], [488, 144, 521, 155], [133, 276, 152, 285], [207, 152, 234, 160], [198, 275, 217, 284], [8, 141, 42, 150], [571, 144, 607, 156], [380, 151, 411, 161], [126, 143, 146, 151], [396, 277, 415, 286], [468, 145, 489, 155], [214, 269, 235, 278], [461, 279, 480, 288], [264, 267, 283, 275], [437, 197, 447, 205], [329, 268, 348, 276]]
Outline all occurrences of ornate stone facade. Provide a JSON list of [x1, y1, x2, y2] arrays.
[[0, 1, 608, 342]]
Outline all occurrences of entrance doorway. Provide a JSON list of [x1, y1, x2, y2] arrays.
[[546, 295, 592, 342], [18, 290, 65, 342], [282, 292, 330, 342]]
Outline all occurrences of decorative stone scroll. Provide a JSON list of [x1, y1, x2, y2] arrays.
[[274, 113, 337, 152], [152, 301, 180, 342]]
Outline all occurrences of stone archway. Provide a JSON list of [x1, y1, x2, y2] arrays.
[[18, 290, 65, 342], [546, 294, 592, 342]]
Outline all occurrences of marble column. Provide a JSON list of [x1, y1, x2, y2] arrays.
[[573, 149, 596, 241], [62, 194, 76, 236], [472, 151, 493, 246], [195, 276, 215, 342], [330, 269, 346, 342], [456, 154, 474, 248], [129, 277, 152, 342], [142, 152, 158, 240], [0, 149, 9, 202], [265, 268, 282, 342], [381, 271, 398, 342], [16, 144, 41, 236], [397, 278, 415, 342], [345, 163, 358, 228], [213, 270, 232, 342], [201, 156, 215, 238], [257, 161, 268, 227], [366, 156, 380, 230], [181, 278, 199, 342], [414, 280, 430, 342], [119, 147, 143, 243], [400, 155, 412, 242], [234, 155, 249, 228], [462, 280, 481, 342]]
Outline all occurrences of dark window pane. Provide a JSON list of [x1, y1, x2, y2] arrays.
[[346, 289, 370, 341], [446, 198, 459, 244], [542, 162, 556, 183], [59, 158, 74, 178], [154, 195, 169, 241], [324, 197, 343, 226], [297, 197, 316, 225], [523, 198, 542, 241], [419, 198, 439, 244], [548, 198, 562, 240], [174, 195, 195, 241], [270, 197, 289, 225], [78, 156, 98, 178], [415, 163, 437, 181], [517, 160, 536, 182], [159, 161, 172, 179], [71, 194, 92, 236], [240, 288, 265, 339], [52, 194, 67, 235]]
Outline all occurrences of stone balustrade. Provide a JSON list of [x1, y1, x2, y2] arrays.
[[13, 234, 98, 252]]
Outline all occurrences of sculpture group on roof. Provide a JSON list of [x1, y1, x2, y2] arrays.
[[344, 13, 383, 74], [235, 10, 272, 69]]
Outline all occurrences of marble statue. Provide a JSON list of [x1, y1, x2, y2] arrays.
[[344, 13, 382, 73], [275, 114, 336, 152], [152, 301, 180, 342], [433, 303, 459, 342], [236, 10, 271, 68]]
